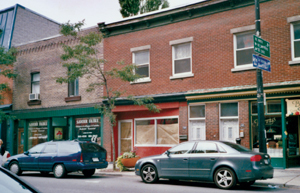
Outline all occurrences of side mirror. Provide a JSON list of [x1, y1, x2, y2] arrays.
[[166, 150, 170, 157], [24, 151, 29, 155]]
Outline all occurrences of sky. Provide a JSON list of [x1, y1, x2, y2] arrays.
[[0, 0, 202, 28]]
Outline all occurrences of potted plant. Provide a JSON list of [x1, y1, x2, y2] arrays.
[[116, 151, 140, 171]]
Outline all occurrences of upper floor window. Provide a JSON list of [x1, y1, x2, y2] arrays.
[[234, 31, 255, 67], [170, 37, 194, 79], [31, 73, 40, 94], [131, 45, 151, 83], [291, 22, 300, 60], [68, 78, 79, 97]]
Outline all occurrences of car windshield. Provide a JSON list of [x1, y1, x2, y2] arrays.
[[0, 170, 36, 193], [222, 142, 251, 152]]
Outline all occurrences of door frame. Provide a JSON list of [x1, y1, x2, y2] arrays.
[[118, 119, 133, 156]]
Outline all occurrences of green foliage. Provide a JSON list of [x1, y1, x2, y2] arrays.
[[119, 0, 169, 18], [0, 45, 17, 122]]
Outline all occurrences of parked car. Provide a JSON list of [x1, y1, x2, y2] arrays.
[[0, 166, 40, 193], [2, 151, 10, 166], [4, 140, 108, 178], [135, 140, 274, 189]]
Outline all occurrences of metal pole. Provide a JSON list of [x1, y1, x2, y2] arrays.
[[255, 0, 267, 153]]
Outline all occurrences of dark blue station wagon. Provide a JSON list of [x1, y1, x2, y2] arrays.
[[4, 140, 108, 178]]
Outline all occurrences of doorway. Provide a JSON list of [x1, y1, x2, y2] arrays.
[[118, 120, 132, 156], [18, 128, 24, 154], [286, 116, 300, 167]]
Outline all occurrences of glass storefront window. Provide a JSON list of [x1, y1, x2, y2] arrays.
[[267, 101, 281, 113], [28, 120, 48, 149], [75, 117, 101, 143], [135, 119, 155, 144]]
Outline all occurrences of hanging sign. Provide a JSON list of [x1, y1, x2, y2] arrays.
[[286, 99, 300, 116]]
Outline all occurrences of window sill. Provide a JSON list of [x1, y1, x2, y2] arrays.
[[170, 73, 194, 80], [289, 60, 300, 65], [27, 100, 41, 106], [231, 66, 256, 72], [65, 96, 81, 102], [130, 78, 151, 84]]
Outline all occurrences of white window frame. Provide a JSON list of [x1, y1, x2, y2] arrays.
[[288, 15, 300, 65], [231, 25, 256, 72], [31, 72, 40, 94], [118, 120, 133, 156], [219, 102, 239, 142], [68, 78, 79, 97], [130, 45, 151, 83], [188, 104, 206, 141], [169, 37, 194, 79], [134, 116, 179, 147]]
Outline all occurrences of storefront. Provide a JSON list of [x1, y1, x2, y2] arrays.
[[9, 106, 103, 155]]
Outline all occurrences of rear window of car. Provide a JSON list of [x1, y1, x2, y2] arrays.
[[58, 143, 80, 153], [80, 143, 106, 153], [222, 142, 251, 152]]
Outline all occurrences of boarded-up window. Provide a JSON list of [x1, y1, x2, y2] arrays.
[[135, 118, 179, 145]]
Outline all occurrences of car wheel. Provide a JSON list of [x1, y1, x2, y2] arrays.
[[53, 164, 66, 178], [214, 167, 236, 189], [40, 171, 50, 176], [240, 180, 255, 187], [82, 169, 95, 177], [9, 161, 22, 175], [141, 164, 158, 183]]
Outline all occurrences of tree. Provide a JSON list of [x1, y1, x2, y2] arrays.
[[0, 45, 17, 123], [119, 0, 169, 18], [57, 21, 160, 170]]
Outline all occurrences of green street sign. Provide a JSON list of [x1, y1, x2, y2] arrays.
[[253, 35, 270, 58]]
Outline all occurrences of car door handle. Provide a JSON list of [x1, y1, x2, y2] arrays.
[[211, 158, 216, 161], [183, 158, 188, 161]]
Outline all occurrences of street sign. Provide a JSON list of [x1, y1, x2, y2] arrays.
[[253, 35, 270, 58], [253, 54, 271, 72]]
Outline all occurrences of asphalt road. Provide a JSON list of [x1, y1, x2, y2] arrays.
[[20, 172, 299, 193]]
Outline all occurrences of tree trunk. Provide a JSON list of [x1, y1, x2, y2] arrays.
[[110, 123, 116, 171]]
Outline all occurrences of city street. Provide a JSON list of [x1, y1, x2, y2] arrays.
[[20, 172, 300, 193]]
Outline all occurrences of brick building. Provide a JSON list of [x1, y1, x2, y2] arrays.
[[9, 27, 105, 155], [99, 0, 300, 168], [0, 4, 60, 150]]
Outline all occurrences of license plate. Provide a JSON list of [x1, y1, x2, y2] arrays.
[[92, 158, 99, 162], [264, 159, 269, 164]]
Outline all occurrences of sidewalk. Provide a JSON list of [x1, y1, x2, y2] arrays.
[[96, 163, 300, 189]]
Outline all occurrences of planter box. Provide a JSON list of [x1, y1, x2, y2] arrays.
[[121, 157, 140, 168]]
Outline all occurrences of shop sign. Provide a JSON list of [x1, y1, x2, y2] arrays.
[[286, 99, 300, 116], [54, 127, 63, 140]]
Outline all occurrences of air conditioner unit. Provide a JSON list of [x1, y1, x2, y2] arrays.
[[29, 93, 40, 100]]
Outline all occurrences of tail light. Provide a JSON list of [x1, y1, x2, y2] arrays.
[[250, 154, 262, 162], [7, 153, 11, 159], [80, 153, 83, 163]]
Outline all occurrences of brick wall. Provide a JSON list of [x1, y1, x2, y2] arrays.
[[103, 0, 300, 97], [13, 27, 103, 110], [12, 6, 60, 46]]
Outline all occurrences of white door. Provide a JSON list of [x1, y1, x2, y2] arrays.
[[220, 119, 239, 143], [118, 121, 132, 156], [190, 120, 206, 140]]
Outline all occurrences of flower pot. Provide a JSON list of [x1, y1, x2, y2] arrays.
[[121, 157, 140, 168]]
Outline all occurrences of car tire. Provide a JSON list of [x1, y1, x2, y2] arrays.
[[214, 167, 237, 189], [9, 161, 22, 175], [141, 164, 159, 183], [53, 164, 66, 178], [82, 169, 95, 177], [240, 180, 255, 187]]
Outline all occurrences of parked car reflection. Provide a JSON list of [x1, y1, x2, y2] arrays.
[[135, 140, 274, 189]]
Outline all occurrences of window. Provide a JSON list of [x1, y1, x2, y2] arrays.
[[193, 142, 218, 153], [43, 144, 57, 153], [131, 45, 151, 83], [68, 78, 79, 96], [189, 105, 206, 140], [291, 22, 300, 61], [168, 142, 194, 154], [220, 103, 238, 117], [170, 37, 193, 79], [234, 31, 255, 67], [135, 117, 179, 146], [31, 73, 40, 94]]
